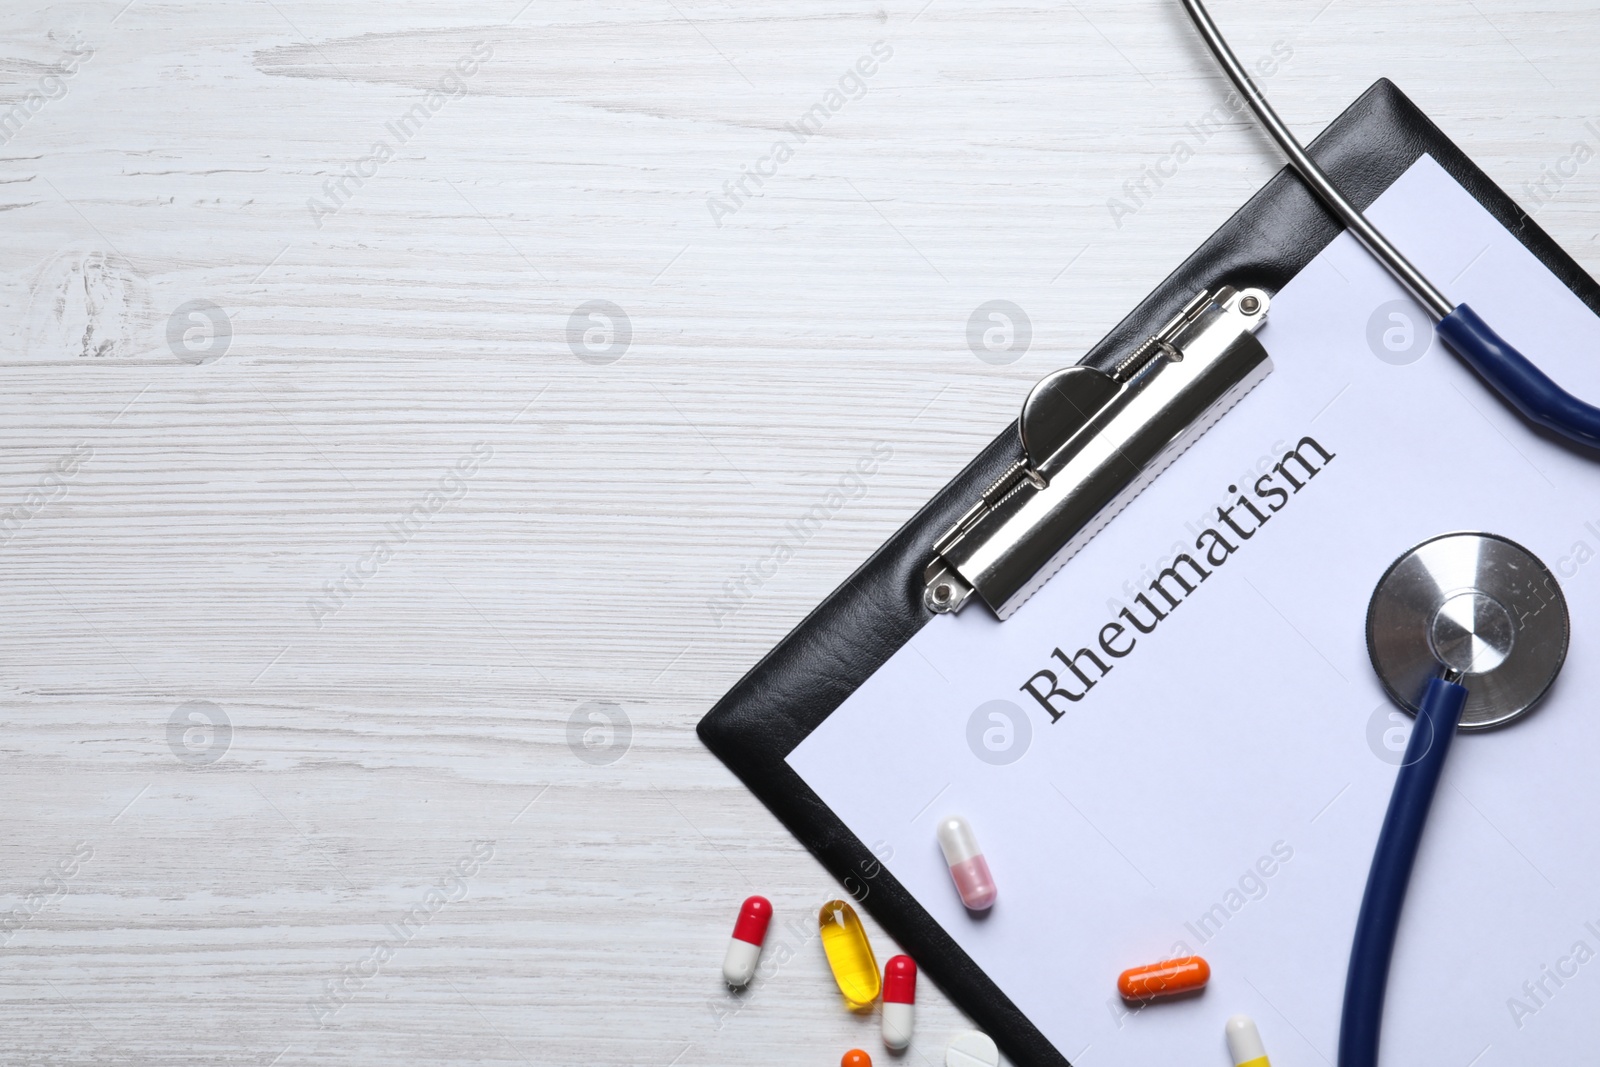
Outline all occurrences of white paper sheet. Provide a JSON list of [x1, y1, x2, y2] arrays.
[[788, 155, 1600, 1065]]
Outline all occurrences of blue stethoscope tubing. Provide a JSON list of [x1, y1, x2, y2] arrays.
[[1338, 677, 1468, 1067], [1438, 307, 1600, 449]]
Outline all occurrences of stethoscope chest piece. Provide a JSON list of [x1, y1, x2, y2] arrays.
[[1366, 532, 1569, 729]]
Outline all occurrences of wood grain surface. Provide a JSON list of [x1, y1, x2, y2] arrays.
[[1, 1, 1596, 1064]]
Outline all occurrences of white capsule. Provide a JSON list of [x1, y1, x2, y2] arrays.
[[882, 1003, 913, 1049], [945, 1030, 999, 1067], [936, 816, 981, 863], [1225, 1014, 1270, 1066], [722, 938, 761, 986]]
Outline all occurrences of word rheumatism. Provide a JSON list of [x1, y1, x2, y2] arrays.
[[1021, 435, 1335, 719]]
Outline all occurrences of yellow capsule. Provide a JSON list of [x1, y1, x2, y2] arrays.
[[818, 899, 880, 1008]]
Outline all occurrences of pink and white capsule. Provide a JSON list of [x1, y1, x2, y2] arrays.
[[882, 955, 917, 1049], [937, 817, 997, 910], [722, 895, 772, 986]]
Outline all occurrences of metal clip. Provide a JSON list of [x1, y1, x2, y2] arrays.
[[923, 286, 1272, 619]]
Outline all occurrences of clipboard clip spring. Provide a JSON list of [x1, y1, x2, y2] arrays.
[[924, 285, 1273, 620]]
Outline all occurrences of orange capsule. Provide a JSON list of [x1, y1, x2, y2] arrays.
[[841, 1050, 873, 1067], [1117, 955, 1210, 1001]]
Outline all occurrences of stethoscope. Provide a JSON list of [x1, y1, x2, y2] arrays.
[[1354, 533, 1569, 1065], [1172, 3, 1595, 1063]]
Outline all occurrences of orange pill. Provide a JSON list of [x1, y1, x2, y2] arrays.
[[1117, 955, 1210, 1001], [841, 1050, 873, 1067]]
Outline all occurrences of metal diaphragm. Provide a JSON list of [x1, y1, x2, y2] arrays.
[[1366, 532, 1569, 730]]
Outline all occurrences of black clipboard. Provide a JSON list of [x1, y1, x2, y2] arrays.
[[696, 79, 1600, 1067]]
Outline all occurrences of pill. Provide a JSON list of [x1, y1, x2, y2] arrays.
[[936, 816, 997, 910], [945, 1030, 1000, 1067], [841, 1051, 872, 1067], [881, 954, 916, 1049], [721, 895, 772, 986], [1226, 1014, 1271, 1067], [1117, 955, 1210, 1001], [819, 899, 881, 1008]]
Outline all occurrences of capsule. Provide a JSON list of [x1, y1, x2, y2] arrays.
[[819, 899, 881, 1008], [841, 1051, 872, 1067], [721, 895, 772, 986], [1117, 955, 1210, 1001], [881, 955, 916, 1049], [936, 816, 997, 910], [945, 1031, 1000, 1067], [1225, 1014, 1270, 1067]]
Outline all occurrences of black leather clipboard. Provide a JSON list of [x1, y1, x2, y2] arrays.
[[697, 79, 1600, 1067]]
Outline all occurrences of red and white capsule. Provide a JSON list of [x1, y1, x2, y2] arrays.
[[882, 955, 917, 1049], [721, 895, 772, 986]]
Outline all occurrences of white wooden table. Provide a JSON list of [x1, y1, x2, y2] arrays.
[[2, 1, 1595, 1064]]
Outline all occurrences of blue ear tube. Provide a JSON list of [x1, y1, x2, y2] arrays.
[[1438, 303, 1600, 450], [1183, 0, 1600, 452]]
